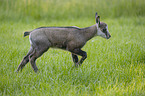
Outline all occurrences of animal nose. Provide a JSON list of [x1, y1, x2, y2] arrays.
[[107, 34, 111, 39]]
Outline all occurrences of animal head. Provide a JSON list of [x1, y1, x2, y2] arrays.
[[95, 13, 111, 39]]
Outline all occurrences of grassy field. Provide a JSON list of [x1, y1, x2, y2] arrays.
[[0, 0, 145, 96]]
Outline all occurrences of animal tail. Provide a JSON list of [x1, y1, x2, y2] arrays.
[[24, 32, 30, 37]]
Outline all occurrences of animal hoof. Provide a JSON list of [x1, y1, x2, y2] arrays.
[[75, 63, 80, 67], [15, 70, 18, 73]]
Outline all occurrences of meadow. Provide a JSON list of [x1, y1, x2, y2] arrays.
[[0, 0, 145, 96]]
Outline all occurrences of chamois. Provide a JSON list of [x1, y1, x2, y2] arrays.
[[16, 12, 111, 72]]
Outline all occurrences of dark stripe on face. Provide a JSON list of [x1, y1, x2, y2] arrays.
[[102, 29, 107, 35]]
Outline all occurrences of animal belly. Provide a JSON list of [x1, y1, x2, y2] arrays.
[[52, 41, 67, 50]]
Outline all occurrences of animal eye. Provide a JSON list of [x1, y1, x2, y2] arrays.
[[103, 29, 106, 32]]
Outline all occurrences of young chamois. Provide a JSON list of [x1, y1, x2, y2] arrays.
[[16, 13, 111, 72]]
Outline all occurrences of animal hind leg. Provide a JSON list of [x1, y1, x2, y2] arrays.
[[29, 49, 38, 72], [29, 44, 49, 73], [16, 47, 34, 72]]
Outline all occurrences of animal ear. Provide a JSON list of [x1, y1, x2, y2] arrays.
[[95, 12, 100, 27]]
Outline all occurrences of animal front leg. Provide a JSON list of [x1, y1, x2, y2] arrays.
[[71, 53, 78, 65], [71, 49, 87, 67]]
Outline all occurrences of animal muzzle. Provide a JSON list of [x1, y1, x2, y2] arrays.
[[106, 34, 111, 39]]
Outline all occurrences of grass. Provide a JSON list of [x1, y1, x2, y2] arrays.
[[0, 0, 145, 96], [0, 17, 144, 96], [0, 0, 145, 21]]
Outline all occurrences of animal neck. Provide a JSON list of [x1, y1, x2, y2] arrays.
[[82, 25, 98, 41]]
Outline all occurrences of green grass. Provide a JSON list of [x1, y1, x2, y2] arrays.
[[0, 0, 145, 21], [0, 17, 144, 96], [0, 0, 145, 96]]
